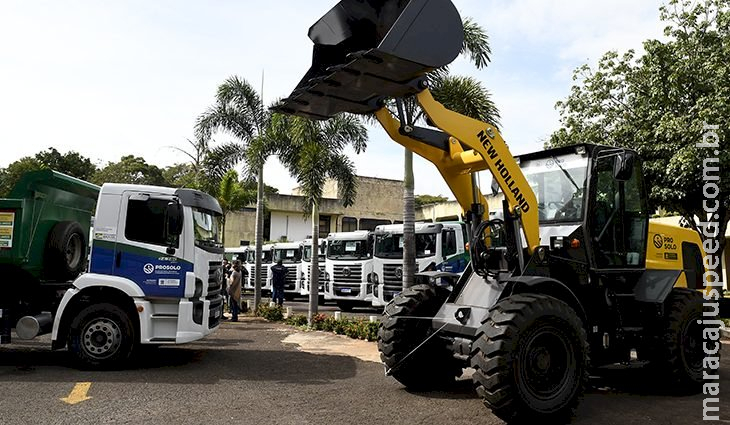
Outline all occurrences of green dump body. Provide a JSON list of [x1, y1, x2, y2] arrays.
[[0, 170, 100, 280]]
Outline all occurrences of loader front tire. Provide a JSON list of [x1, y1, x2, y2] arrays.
[[647, 288, 704, 391], [470, 294, 588, 423], [378, 284, 461, 390]]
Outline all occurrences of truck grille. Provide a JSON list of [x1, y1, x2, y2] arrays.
[[250, 267, 268, 283], [284, 265, 298, 291], [333, 264, 362, 297], [208, 261, 223, 296], [383, 264, 403, 292], [207, 294, 223, 329]]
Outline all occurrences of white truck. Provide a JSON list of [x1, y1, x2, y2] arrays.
[[245, 244, 273, 294], [0, 172, 225, 369], [370, 222, 468, 308], [324, 230, 374, 312], [300, 238, 328, 304], [271, 241, 302, 300]]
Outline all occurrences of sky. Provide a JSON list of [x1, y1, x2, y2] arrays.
[[0, 0, 666, 197]]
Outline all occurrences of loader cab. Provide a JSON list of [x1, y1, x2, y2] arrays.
[[518, 144, 649, 272]]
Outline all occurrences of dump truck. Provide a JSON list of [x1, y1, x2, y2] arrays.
[[300, 238, 328, 304], [272, 241, 303, 299], [370, 222, 467, 308], [324, 230, 374, 311], [0, 170, 224, 369], [274, 0, 710, 422]]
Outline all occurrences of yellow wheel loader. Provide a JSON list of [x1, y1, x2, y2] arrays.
[[274, 0, 709, 422]]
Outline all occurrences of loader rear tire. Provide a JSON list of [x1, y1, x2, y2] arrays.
[[647, 288, 705, 391], [378, 284, 461, 390], [470, 294, 588, 423]]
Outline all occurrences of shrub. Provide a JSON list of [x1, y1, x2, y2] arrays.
[[255, 304, 284, 321], [284, 314, 308, 327]]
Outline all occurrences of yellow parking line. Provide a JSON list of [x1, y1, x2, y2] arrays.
[[60, 382, 92, 405]]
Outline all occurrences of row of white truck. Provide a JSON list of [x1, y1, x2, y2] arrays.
[[225, 222, 470, 311]]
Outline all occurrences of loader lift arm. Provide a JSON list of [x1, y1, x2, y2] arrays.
[[373, 91, 540, 254]]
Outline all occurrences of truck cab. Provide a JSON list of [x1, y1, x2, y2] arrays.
[[300, 238, 327, 302], [245, 244, 273, 294], [271, 241, 302, 299], [324, 230, 374, 311], [54, 183, 224, 367], [371, 222, 467, 308]]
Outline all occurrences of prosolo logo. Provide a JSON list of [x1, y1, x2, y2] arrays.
[[143, 263, 155, 274]]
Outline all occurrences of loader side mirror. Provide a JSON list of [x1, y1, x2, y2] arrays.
[[613, 151, 636, 181]]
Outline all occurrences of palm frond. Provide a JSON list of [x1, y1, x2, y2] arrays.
[[462, 17, 491, 69], [431, 75, 501, 128], [327, 154, 358, 207]]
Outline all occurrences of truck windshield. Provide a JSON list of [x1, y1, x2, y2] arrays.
[[327, 239, 371, 260], [246, 249, 273, 263], [192, 208, 222, 249], [274, 248, 301, 263], [521, 153, 588, 223], [375, 233, 438, 259], [302, 246, 325, 262]]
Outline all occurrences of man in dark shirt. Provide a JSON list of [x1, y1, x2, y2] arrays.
[[270, 259, 287, 306]]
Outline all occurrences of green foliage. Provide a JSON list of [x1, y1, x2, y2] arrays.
[[0, 156, 42, 197], [414, 194, 449, 208], [309, 313, 379, 341], [284, 314, 308, 327], [255, 304, 284, 321], [163, 163, 199, 189], [91, 155, 168, 186], [0, 148, 97, 197], [549, 0, 730, 264]]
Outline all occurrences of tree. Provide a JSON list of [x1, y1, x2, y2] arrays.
[[217, 170, 257, 245], [397, 18, 500, 289], [91, 155, 168, 186], [253, 113, 367, 324], [195, 75, 273, 310], [0, 156, 42, 197], [415, 194, 450, 208], [549, 0, 730, 277], [163, 163, 199, 188], [35, 147, 97, 181]]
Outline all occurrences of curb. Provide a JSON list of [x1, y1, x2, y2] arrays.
[[722, 327, 730, 340]]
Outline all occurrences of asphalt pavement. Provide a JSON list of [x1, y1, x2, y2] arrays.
[[0, 318, 728, 425]]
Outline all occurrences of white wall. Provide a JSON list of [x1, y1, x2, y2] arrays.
[[270, 211, 311, 242]]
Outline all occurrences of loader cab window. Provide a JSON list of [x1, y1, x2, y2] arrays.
[[521, 153, 588, 223], [590, 154, 647, 268], [125, 198, 172, 247]]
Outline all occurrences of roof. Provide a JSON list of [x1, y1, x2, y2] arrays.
[[327, 230, 371, 241], [273, 242, 303, 249]]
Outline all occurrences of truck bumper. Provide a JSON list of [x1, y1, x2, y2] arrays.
[[137, 295, 222, 344]]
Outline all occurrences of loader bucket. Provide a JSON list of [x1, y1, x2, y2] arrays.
[[275, 0, 464, 120]]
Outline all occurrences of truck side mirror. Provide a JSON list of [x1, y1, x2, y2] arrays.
[[165, 201, 184, 239], [614, 151, 636, 181]]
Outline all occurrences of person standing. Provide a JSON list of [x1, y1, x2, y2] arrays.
[[228, 260, 243, 322], [270, 259, 287, 306]]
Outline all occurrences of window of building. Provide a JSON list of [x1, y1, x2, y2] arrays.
[[125, 198, 173, 247], [359, 218, 391, 231], [319, 215, 331, 238], [342, 216, 357, 232]]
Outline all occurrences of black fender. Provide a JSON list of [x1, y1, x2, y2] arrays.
[[500, 276, 587, 324]]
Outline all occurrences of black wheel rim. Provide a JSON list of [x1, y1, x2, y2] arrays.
[[65, 233, 82, 269], [82, 318, 122, 360], [681, 311, 704, 372], [517, 323, 576, 405]]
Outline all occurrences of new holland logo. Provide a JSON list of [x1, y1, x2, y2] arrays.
[[143, 263, 155, 274]]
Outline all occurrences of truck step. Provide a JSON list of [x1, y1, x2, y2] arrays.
[[151, 314, 178, 319]]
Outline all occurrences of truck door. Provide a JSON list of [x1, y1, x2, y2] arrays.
[[114, 192, 190, 298]]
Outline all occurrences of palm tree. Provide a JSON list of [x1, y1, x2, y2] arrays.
[[217, 170, 257, 245], [398, 18, 499, 290], [195, 75, 272, 310], [249, 113, 367, 324]]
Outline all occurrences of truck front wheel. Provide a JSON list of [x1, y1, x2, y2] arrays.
[[67, 303, 136, 369]]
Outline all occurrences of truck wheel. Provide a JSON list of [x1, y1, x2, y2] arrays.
[[67, 303, 135, 369], [45, 221, 86, 281], [378, 284, 461, 390], [470, 294, 588, 423], [647, 288, 704, 390]]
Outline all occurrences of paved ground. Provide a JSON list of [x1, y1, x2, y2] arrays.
[[0, 319, 728, 425]]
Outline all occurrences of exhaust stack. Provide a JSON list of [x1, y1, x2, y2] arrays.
[[275, 0, 464, 119]]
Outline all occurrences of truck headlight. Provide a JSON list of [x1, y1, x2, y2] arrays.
[[372, 273, 379, 284]]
